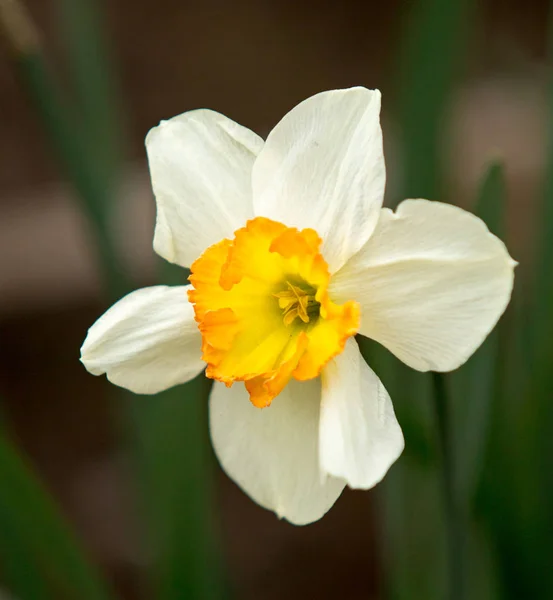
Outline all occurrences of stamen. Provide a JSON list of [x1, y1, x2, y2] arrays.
[[274, 281, 320, 326]]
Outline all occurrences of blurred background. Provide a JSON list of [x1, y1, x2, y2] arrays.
[[0, 0, 551, 599]]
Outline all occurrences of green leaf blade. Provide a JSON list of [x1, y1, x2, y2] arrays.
[[0, 432, 116, 600]]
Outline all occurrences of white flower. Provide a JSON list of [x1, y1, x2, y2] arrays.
[[80, 87, 515, 525]]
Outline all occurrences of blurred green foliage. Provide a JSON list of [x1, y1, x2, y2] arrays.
[[0, 429, 116, 599], [129, 375, 224, 600], [373, 0, 477, 598], [375, 0, 553, 597]]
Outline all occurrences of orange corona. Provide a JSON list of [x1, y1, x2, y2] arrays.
[[188, 217, 360, 408]]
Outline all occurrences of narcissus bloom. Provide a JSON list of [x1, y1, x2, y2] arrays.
[[80, 87, 515, 524]]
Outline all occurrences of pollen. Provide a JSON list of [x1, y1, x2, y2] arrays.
[[188, 217, 360, 408], [274, 281, 320, 326]]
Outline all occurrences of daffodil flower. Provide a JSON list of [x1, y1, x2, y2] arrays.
[[80, 87, 515, 525]]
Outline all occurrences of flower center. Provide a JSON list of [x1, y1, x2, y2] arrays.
[[274, 281, 320, 326], [188, 217, 360, 408]]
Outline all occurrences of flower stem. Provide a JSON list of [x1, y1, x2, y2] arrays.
[[433, 372, 464, 600]]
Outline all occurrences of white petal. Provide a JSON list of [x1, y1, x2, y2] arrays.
[[80, 286, 204, 394], [146, 109, 264, 268], [252, 87, 385, 273], [330, 200, 516, 372], [209, 378, 345, 525], [320, 338, 404, 489]]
